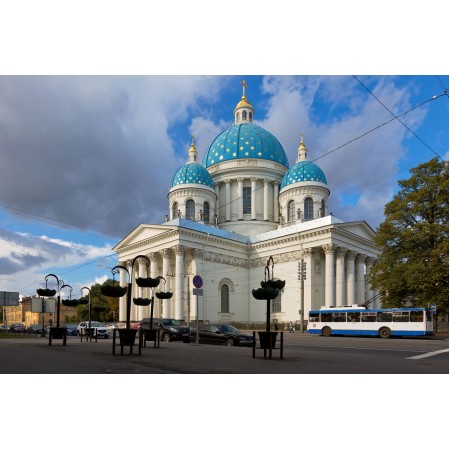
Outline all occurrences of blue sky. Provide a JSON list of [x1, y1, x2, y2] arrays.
[[0, 74, 447, 299]]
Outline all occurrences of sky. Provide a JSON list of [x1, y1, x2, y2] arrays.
[[0, 74, 447, 298]]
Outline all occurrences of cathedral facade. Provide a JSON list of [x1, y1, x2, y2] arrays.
[[113, 84, 381, 326]]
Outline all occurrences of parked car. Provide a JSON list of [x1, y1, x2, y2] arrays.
[[60, 323, 78, 336], [9, 323, 26, 333], [139, 318, 191, 343], [196, 323, 254, 346], [26, 324, 47, 335], [76, 321, 110, 339]]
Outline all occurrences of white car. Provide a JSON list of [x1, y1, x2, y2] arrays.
[[77, 321, 110, 339]]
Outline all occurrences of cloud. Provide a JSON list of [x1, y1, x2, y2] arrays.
[[0, 76, 222, 237]]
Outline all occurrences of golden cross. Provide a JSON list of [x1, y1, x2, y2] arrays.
[[191, 134, 195, 146], [241, 79, 247, 97]]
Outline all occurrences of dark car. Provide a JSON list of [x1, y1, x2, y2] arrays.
[[139, 318, 191, 343], [61, 323, 78, 336], [196, 323, 254, 346], [26, 324, 47, 335], [9, 323, 26, 333]]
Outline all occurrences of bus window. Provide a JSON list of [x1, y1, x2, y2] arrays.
[[309, 313, 320, 323], [410, 311, 423, 322], [347, 312, 361, 322], [361, 313, 376, 322], [321, 313, 332, 322], [377, 312, 392, 322], [333, 313, 346, 322], [393, 311, 409, 322]]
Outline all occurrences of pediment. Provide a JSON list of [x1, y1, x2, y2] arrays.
[[335, 221, 376, 241], [113, 224, 176, 251]]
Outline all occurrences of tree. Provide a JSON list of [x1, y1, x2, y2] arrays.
[[368, 158, 448, 314]]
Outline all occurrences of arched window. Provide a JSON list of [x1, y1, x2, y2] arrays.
[[236, 112, 240, 122], [321, 199, 326, 217], [249, 112, 253, 121], [186, 199, 195, 220], [203, 202, 210, 223], [287, 200, 295, 222], [242, 110, 247, 120], [304, 197, 313, 221], [221, 284, 229, 313], [172, 202, 178, 220]]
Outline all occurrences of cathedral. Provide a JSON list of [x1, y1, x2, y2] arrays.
[[113, 82, 381, 326]]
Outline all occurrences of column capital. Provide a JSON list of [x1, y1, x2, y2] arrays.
[[356, 253, 367, 263], [322, 244, 337, 255], [173, 245, 185, 255], [365, 256, 376, 267], [147, 252, 158, 261], [251, 177, 258, 182], [336, 246, 348, 258], [302, 247, 315, 257], [346, 250, 358, 260], [161, 248, 171, 258], [224, 178, 231, 184], [263, 178, 270, 185], [237, 177, 244, 183]]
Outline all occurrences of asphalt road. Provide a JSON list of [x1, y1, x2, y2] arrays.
[[0, 332, 448, 374]]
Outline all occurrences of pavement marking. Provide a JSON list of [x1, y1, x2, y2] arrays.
[[406, 349, 449, 360]]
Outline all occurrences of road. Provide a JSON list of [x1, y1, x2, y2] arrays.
[[0, 332, 447, 374]]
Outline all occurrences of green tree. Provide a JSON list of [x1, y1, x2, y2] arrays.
[[368, 158, 448, 313]]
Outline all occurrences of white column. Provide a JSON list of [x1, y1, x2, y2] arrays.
[[335, 247, 347, 307], [237, 178, 244, 220], [263, 179, 269, 221], [346, 251, 356, 305], [365, 257, 375, 304], [174, 245, 185, 321], [356, 254, 366, 305], [162, 249, 171, 318], [303, 248, 315, 312], [119, 262, 127, 322], [215, 182, 221, 223], [273, 182, 279, 223], [225, 179, 231, 222], [251, 177, 257, 220], [322, 244, 336, 307]]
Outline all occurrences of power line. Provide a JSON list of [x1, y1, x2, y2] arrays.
[[352, 75, 445, 160]]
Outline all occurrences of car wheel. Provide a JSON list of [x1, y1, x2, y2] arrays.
[[378, 327, 391, 339], [322, 326, 332, 337], [162, 333, 171, 342], [225, 338, 234, 347]]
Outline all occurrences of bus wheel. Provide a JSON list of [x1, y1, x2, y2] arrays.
[[379, 327, 391, 339], [322, 326, 332, 337]]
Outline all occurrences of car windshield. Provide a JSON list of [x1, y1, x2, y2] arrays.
[[217, 324, 239, 333], [162, 319, 182, 326]]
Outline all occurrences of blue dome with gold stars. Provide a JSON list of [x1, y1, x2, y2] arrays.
[[202, 123, 289, 169], [280, 160, 327, 190], [171, 162, 214, 189]]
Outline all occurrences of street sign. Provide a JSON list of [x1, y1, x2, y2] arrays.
[[32, 298, 56, 313], [0, 291, 19, 306], [193, 288, 203, 296], [193, 275, 203, 289], [431, 304, 437, 315]]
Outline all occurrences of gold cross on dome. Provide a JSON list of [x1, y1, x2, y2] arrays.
[[191, 134, 195, 145], [241, 79, 247, 97]]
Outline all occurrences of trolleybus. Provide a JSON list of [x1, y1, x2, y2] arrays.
[[307, 305, 433, 338]]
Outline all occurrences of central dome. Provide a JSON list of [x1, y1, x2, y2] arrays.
[[202, 123, 289, 169]]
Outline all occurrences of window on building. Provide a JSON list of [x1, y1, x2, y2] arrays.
[[203, 202, 210, 223], [236, 112, 240, 122], [172, 202, 178, 220], [304, 197, 313, 221], [272, 291, 281, 313], [321, 199, 326, 217], [287, 200, 295, 222], [221, 284, 229, 313], [242, 110, 247, 120], [243, 187, 251, 214], [249, 112, 253, 121], [186, 199, 195, 220]]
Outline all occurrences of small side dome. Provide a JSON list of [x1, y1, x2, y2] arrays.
[[280, 160, 327, 189], [171, 163, 215, 188]]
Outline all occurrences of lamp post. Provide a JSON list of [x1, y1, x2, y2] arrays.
[[251, 256, 285, 358], [80, 286, 92, 329]]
